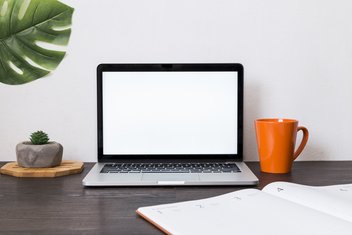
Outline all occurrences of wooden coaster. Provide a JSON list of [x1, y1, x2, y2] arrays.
[[0, 160, 84, 178]]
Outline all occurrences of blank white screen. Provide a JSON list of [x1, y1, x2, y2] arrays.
[[103, 71, 238, 154]]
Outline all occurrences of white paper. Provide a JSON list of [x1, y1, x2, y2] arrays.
[[138, 186, 352, 235], [263, 182, 352, 222]]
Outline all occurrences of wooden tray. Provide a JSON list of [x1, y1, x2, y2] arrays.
[[0, 160, 84, 177]]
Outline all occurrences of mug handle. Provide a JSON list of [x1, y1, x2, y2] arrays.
[[293, 126, 309, 160]]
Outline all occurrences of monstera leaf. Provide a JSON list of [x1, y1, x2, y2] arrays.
[[0, 0, 74, 85]]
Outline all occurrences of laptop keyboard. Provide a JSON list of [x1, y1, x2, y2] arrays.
[[100, 162, 241, 173]]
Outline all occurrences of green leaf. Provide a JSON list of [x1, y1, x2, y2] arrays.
[[0, 0, 74, 85], [30, 130, 49, 145]]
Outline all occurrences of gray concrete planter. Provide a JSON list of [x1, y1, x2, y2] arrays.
[[16, 141, 63, 168]]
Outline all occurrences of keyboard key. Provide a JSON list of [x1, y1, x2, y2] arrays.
[[100, 162, 241, 174]]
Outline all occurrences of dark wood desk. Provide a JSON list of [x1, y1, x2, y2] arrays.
[[1, 161, 352, 234]]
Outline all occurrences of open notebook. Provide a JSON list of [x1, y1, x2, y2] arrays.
[[137, 182, 352, 235]]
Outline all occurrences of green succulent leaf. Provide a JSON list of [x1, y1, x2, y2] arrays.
[[30, 130, 50, 145], [0, 0, 74, 85]]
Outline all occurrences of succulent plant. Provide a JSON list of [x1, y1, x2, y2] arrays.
[[30, 131, 50, 145]]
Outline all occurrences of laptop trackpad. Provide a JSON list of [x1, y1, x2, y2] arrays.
[[142, 173, 199, 182]]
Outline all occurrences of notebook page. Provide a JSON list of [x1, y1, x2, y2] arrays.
[[263, 182, 352, 222], [137, 189, 352, 235]]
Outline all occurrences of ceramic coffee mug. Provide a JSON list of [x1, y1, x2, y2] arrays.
[[255, 118, 309, 173]]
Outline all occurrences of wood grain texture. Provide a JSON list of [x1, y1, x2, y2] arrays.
[[0, 161, 351, 234], [0, 160, 84, 177]]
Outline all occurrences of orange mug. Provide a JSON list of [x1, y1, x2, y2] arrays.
[[255, 118, 309, 173]]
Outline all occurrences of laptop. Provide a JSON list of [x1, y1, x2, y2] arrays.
[[82, 63, 258, 186]]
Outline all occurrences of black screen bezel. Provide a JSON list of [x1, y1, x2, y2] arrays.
[[97, 64, 244, 162]]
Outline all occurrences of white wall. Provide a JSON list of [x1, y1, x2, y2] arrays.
[[1, 0, 352, 162]]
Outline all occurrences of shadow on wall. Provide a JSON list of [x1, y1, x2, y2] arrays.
[[298, 141, 328, 161], [243, 80, 328, 161], [243, 80, 262, 162]]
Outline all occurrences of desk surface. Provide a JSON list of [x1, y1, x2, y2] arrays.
[[1, 161, 352, 234]]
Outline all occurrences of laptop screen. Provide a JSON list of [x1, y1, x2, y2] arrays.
[[97, 64, 243, 160]]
